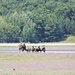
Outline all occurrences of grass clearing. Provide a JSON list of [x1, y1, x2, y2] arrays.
[[2, 74, 75, 75], [0, 46, 17, 48], [0, 35, 75, 50], [60, 35, 75, 43], [0, 53, 75, 75]]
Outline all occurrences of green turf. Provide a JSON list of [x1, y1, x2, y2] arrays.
[[0, 53, 75, 75], [2, 74, 75, 75], [0, 46, 17, 48], [60, 35, 75, 43]]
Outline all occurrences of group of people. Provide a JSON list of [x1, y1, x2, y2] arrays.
[[19, 43, 46, 52]]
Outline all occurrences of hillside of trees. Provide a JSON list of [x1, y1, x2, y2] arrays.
[[0, 0, 75, 43]]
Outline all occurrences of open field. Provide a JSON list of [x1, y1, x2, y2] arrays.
[[60, 36, 75, 43], [0, 43, 75, 51], [0, 53, 75, 75]]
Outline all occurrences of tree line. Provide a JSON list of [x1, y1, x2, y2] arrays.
[[0, 0, 75, 43]]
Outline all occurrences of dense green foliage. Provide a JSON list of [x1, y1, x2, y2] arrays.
[[0, 0, 75, 43]]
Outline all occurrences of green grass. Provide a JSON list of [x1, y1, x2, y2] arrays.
[[60, 35, 75, 43], [0, 53, 75, 75], [2, 74, 75, 75], [0, 46, 17, 49], [0, 35, 75, 49]]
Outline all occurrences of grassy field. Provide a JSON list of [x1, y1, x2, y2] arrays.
[[0, 52, 75, 75], [0, 36, 75, 75], [0, 35, 75, 49], [60, 35, 75, 43]]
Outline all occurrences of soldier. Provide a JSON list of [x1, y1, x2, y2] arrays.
[[36, 46, 41, 52], [32, 46, 35, 52], [22, 43, 26, 51], [19, 42, 23, 51], [41, 45, 46, 52]]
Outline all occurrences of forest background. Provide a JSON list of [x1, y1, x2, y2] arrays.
[[0, 0, 75, 43]]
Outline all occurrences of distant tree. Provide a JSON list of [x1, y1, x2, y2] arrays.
[[0, 0, 75, 42]]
